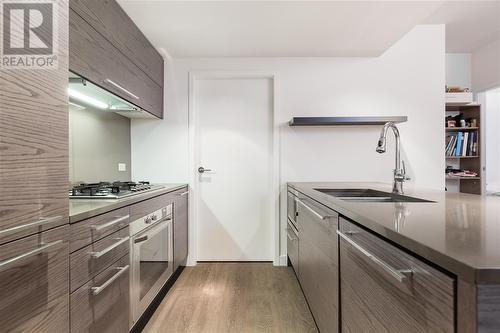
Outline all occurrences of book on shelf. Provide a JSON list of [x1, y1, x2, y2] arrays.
[[462, 132, 468, 156], [445, 131, 478, 157]]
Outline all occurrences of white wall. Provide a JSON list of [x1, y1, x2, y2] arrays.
[[446, 53, 471, 89], [472, 38, 500, 92], [131, 25, 445, 263], [485, 91, 500, 193]]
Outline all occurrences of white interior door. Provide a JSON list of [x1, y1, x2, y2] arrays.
[[194, 76, 274, 261]]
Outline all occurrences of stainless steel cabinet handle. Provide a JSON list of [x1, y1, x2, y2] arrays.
[[104, 79, 139, 99], [0, 240, 64, 273], [0, 216, 63, 236], [91, 215, 129, 232], [296, 198, 334, 220], [337, 230, 412, 284], [91, 265, 129, 296], [134, 235, 148, 244], [179, 191, 189, 196], [89, 237, 130, 259]]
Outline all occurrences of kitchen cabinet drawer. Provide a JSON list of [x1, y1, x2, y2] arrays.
[[130, 193, 173, 222], [69, 0, 164, 86], [70, 227, 129, 292], [339, 218, 455, 332], [71, 255, 130, 333], [0, 225, 69, 332], [297, 196, 339, 333], [69, 9, 163, 118], [173, 187, 189, 271], [70, 207, 130, 252], [287, 220, 299, 274]]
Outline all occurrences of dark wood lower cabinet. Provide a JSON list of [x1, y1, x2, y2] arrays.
[[297, 197, 339, 333], [286, 221, 299, 274], [339, 218, 455, 333], [70, 227, 130, 292], [173, 188, 189, 271], [71, 255, 130, 333], [0, 226, 69, 332]]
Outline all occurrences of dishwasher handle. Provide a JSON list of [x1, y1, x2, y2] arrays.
[[296, 198, 336, 220]]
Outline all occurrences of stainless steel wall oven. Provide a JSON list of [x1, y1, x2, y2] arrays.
[[130, 204, 173, 326]]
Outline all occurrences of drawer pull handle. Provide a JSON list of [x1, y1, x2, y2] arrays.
[[287, 221, 298, 237], [91, 265, 129, 296], [296, 198, 335, 220], [134, 235, 148, 244], [0, 240, 64, 272], [337, 230, 412, 284], [179, 191, 189, 197], [0, 216, 63, 236], [91, 215, 129, 232], [89, 237, 130, 259], [104, 79, 140, 100]]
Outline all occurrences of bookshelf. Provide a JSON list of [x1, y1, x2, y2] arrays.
[[445, 103, 482, 195]]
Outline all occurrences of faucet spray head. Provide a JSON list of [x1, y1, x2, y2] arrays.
[[376, 137, 386, 153]]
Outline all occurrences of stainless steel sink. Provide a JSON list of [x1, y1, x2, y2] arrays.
[[314, 188, 434, 203]]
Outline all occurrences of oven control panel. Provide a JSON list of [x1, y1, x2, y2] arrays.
[[130, 204, 172, 236]]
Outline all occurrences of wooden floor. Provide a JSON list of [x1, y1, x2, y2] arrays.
[[143, 263, 318, 333]]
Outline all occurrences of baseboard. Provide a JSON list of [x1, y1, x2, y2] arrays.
[[278, 254, 288, 266]]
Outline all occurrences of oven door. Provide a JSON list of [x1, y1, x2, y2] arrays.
[[131, 218, 173, 325]]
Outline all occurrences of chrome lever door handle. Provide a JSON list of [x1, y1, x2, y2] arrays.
[[198, 167, 213, 173]]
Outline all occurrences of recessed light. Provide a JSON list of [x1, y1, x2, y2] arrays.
[[68, 88, 108, 109]]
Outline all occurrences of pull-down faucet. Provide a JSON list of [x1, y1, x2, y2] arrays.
[[376, 122, 410, 194]]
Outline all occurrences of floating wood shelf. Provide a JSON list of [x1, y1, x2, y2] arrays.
[[289, 116, 408, 126], [446, 176, 480, 180], [445, 127, 479, 131], [446, 156, 478, 159]]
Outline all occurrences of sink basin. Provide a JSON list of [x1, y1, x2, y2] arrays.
[[314, 188, 434, 203]]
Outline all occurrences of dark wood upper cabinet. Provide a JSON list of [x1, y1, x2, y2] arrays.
[[70, 0, 163, 87], [69, 1, 164, 119], [0, 0, 69, 245]]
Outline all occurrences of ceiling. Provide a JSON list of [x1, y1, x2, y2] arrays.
[[425, 1, 500, 52], [117, 1, 500, 58]]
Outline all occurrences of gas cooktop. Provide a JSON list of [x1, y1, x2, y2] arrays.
[[69, 181, 163, 199]]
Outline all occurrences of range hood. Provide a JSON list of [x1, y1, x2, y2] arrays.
[[68, 72, 156, 119]]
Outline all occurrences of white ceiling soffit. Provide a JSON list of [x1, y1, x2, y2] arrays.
[[117, 0, 445, 58], [424, 1, 500, 53]]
